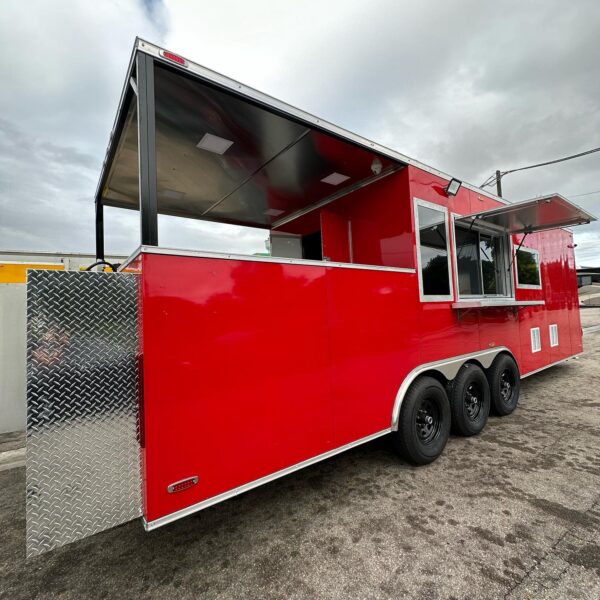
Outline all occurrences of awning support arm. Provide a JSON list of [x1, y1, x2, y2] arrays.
[[456, 218, 476, 260], [507, 231, 530, 273]]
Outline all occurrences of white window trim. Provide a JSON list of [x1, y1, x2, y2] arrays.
[[451, 213, 515, 300], [414, 198, 454, 302], [530, 327, 541, 353], [515, 246, 542, 290], [549, 323, 559, 347]]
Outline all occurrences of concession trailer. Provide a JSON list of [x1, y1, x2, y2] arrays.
[[25, 38, 596, 556]]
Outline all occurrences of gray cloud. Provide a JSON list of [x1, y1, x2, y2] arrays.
[[1, 0, 599, 264]]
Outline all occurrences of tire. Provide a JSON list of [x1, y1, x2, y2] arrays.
[[488, 354, 520, 416], [391, 376, 451, 465], [448, 363, 491, 436]]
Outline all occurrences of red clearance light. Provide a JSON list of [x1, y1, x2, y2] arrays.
[[160, 50, 187, 67]]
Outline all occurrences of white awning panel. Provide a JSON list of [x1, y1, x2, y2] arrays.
[[456, 194, 596, 234]]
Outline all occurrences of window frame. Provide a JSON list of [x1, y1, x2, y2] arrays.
[[515, 246, 542, 290], [414, 198, 454, 302], [451, 213, 514, 300]]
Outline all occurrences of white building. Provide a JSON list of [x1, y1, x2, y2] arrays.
[[0, 250, 126, 433]]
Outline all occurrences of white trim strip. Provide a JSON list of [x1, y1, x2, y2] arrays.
[[521, 353, 582, 378], [451, 300, 544, 309], [391, 347, 584, 430], [126, 246, 417, 275], [144, 428, 391, 531]]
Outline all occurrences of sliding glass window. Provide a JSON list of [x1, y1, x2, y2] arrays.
[[455, 227, 482, 295], [480, 234, 509, 295], [454, 224, 511, 298]]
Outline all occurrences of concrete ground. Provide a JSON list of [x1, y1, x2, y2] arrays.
[[580, 306, 600, 331], [1, 318, 599, 599]]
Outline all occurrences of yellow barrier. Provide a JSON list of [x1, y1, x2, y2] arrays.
[[0, 263, 64, 284]]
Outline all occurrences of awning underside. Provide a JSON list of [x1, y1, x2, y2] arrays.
[[456, 195, 596, 234], [101, 61, 401, 229]]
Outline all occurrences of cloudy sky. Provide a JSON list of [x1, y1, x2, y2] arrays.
[[1, 0, 599, 264]]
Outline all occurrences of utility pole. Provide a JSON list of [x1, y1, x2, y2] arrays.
[[482, 145, 600, 193], [495, 170, 502, 197]]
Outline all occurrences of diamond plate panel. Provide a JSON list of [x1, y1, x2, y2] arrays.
[[26, 271, 141, 557]]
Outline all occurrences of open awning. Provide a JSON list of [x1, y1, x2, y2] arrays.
[[456, 194, 596, 234], [97, 40, 406, 230]]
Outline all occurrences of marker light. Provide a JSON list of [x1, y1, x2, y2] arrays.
[[160, 50, 187, 67]]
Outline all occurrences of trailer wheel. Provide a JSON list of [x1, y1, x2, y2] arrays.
[[391, 376, 450, 465], [488, 354, 520, 416], [448, 364, 490, 436]]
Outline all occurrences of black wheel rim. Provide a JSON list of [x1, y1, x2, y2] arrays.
[[464, 381, 483, 421], [499, 369, 514, 403], [416, 397, 441, 444]]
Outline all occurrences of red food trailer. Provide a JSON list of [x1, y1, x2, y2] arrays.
[[25, 39, 596, 556]]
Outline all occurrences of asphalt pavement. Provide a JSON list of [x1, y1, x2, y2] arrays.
[[1, 319, 599, 599]]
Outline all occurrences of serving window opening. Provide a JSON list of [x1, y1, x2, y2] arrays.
[[450, 193, 597, 302], [453, 221, 512, 299]]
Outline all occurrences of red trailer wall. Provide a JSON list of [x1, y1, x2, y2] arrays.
[[139, 253, 340, 522], [320, 168, 414, 269], [139, 251, 421, 522], [138, 166, 583, 525]]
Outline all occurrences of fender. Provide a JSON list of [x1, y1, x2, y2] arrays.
[[391, 347, 516, 431]]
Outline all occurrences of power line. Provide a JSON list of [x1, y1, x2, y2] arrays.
[[480, 145, 600, 189], [502, 146, 600, 176], [568, 189, 600, 198]]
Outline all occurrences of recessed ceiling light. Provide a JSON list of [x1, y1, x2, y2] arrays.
[[321, 172, 350, 186], [196, 133, 234, 155], [264, 208, 285, 217]]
